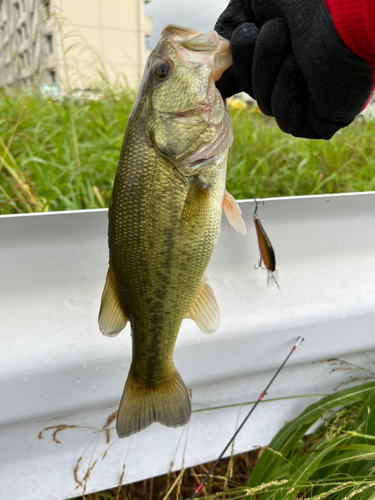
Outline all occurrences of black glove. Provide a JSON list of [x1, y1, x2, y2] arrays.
[[215, 0, 374, 139]]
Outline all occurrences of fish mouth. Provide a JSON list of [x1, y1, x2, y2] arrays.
[[161, 25, 232, 82], [178, 31, 232, 82]]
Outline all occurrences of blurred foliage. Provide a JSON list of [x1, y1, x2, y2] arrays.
[[0, 87, 134, 213], [227, 106, 375, 199], [0, 91, 374, 214]]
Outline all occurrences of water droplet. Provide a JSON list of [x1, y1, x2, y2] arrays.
[[27, 364, 34, 371], [94, 366, 99, 373], [96, 353, 102, 360], [91, 385, 97, 391], [45, 394, 50, 399], [82, 363, 87, 370], [23, 376, 29, 383], [76, 379, 81, 385]]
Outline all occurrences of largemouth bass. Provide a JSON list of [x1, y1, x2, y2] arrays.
[[99, 25, 246, 438]]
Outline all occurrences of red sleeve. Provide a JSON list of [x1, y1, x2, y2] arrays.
[[324, 0, 375, 92]]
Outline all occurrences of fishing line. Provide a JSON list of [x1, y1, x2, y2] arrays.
[[189, 336, 304, 499]]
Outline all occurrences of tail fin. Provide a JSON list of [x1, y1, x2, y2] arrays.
[[116, 366, 191, 438]]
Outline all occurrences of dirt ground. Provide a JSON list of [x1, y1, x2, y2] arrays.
[[74, 448, 261, 500]]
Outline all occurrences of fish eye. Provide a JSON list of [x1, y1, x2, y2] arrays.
[[154, 60, 172, 80]]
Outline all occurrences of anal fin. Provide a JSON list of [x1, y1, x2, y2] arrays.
[[222, 190, 246, 235], [186, 276, 220, 335], [99, 266, 128, 337]]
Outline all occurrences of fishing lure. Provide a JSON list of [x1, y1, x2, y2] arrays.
[[253, 199, 279, 288]]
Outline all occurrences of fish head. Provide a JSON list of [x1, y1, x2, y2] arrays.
[[140, 25, 233, 176]]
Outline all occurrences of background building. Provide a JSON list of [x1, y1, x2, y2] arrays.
[[0, 0, 152, 90]]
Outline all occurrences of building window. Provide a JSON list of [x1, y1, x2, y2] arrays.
[[17, 28, 23, 45], [49, 68, 56, 84], [22, 23, 28, 40], [14, 2, 21, 20], [45, 33, 53, 55], [42, 0, 50, 16], [24, 50, 30, 66]]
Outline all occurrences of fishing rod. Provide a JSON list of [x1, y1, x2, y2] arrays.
[[189, 336, 305, 499]]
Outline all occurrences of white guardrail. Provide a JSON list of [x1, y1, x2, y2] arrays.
[[1, 193, 375, 500]]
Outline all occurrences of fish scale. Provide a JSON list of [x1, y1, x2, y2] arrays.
[[111, 152, 225, 372]]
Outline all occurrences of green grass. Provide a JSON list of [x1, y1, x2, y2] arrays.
[[0, 90, 374, 215], [0, 88, 135, 214], [227, 107, 375, 199], [244, 380, 375, 500]]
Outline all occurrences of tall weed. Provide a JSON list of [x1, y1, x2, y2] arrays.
[[246, 381, 375, 500], [0, 88, 134, 213], [227, 107, 375, 199]]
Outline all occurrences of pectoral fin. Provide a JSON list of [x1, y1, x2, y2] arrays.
[[99, 266, 128, 337], [186, 276, 220, 335], [180, 176, 210, 228], [222, 190, 246, 235]]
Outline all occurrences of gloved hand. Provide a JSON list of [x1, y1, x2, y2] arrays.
[[215, 0, 374, 139]]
